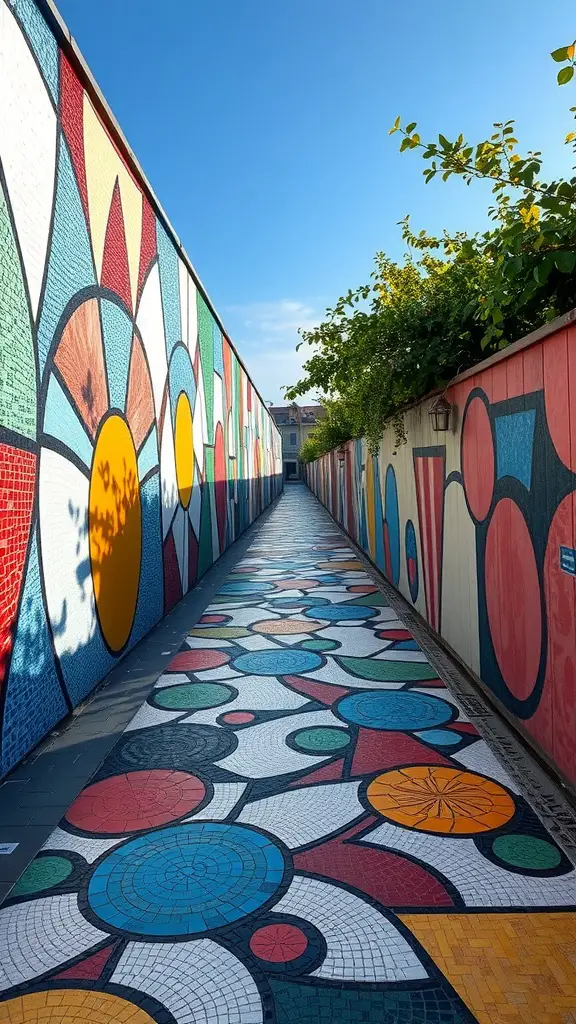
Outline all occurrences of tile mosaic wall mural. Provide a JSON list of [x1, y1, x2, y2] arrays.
[[306, 322, 576, 791], [0, 0, 282, 778]]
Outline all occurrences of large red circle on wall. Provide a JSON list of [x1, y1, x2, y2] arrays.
[[485, 498, 542, 700], [542, 491, 576, 784], [462, 395, 495, 522]]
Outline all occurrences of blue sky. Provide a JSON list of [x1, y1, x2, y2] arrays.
[[56, 0, 576, 402]]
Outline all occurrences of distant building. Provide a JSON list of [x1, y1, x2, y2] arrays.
[[269, 403, 325, 480]]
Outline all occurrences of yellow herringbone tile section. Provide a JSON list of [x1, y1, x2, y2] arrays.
[[401, 913, 576, 1024]]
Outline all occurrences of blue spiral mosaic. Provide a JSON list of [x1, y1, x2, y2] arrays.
[[337, 690, 454, 731], [304, 604, 377, 621], [268, 597, 329, 608], [232, 650, 323, 676], [415, 728, 462, 747], [87, 823, 285, 936], [219, 581, 275, 595]]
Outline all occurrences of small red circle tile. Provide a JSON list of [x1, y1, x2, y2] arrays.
[[249, 923, 308, 962]]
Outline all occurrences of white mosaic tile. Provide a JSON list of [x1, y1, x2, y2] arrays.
[[192, 666, 243, 681], [209, 608, 281, 628], [185, 636, 234, 649], [182, 677, 309, 726], [452, 739, 521, 794], [375, 649, 429, 663], [41, 827, 124, 863], [233, 635, 281, 652], [153, 672, 191, 689], [215, 710, 339, 778], [112, 940, 263, 1024], [185, 782, 247, 821], [238, 781, 363, 848], [274, 875, 427, 982], [0, 894, 107, 992], [123, 703, 182, 732], [318, 627, 391, 656]]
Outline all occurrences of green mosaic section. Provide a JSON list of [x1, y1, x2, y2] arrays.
[[293, 726, 350, 752], [0, 181, 36, 439], [269, 979, 470, 1023], [12, 856, 72, 898], [197, 292, 214, 443], [198, 449, 215, 578], [301, 638, 339, 651], [155, 683, 234, 710], [336, 655, 439, 682], [492, 834, 562, 870]]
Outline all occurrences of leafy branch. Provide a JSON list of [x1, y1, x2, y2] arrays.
[[286, 40, 576, 463], [551, 41, 576, 85]]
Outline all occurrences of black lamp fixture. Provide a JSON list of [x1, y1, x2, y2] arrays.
[[429, 394, 452, 432]]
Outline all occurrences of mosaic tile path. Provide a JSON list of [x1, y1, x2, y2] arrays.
[[1, 486, 576, 1023]]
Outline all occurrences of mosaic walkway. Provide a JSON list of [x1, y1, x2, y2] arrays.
[[1, 486, 576, 1024]]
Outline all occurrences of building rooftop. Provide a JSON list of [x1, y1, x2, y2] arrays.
[[269, 404, 325, 426]]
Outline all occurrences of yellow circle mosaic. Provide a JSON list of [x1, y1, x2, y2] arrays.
[[89, 414, 142, 652], [174, 391, 194, 509], [0, 989, 157, 1023]]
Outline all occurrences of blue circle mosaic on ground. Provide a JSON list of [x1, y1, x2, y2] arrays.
[[232, 650, 322, 676], [415, 728, 461, 746], [304, 604, 377, 621], [268, 597, 329, 608], [219, 581, 275, 595], [337, 690, 454, 731], [87, 823, 285, 936]]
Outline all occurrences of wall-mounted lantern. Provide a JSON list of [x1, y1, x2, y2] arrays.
[[337, 447, 347, 463], [429, 394, 452, 432]]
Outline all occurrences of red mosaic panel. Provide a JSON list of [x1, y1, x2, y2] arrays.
[[0, 443, 36, 692]]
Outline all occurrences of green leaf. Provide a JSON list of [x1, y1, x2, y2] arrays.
[[389, 115, 401, 135], [551, 46, 569, 62], [558, 66, 575, 85], [554, 251, 576, 273], [438, 133, 451, 150], [405, 122, 417, 133], [533, 254, 554, 284], [504, 254, 523, 279]]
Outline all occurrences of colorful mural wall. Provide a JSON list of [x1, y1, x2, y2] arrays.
[[0, 0, 282, 778], [306, 317, 576, 790]]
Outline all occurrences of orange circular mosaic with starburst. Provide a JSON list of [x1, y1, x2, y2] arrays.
[[366, 765, 516, 835]]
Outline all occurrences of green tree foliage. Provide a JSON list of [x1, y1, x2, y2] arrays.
[[299, 399, 356, 463], [287, 49, 576, 459]]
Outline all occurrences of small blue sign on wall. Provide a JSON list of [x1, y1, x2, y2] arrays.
[[560, 546, 576, 576]]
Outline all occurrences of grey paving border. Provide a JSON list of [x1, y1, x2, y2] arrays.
[[0, 494, 282, 904], [304, 486, 576, 866]]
